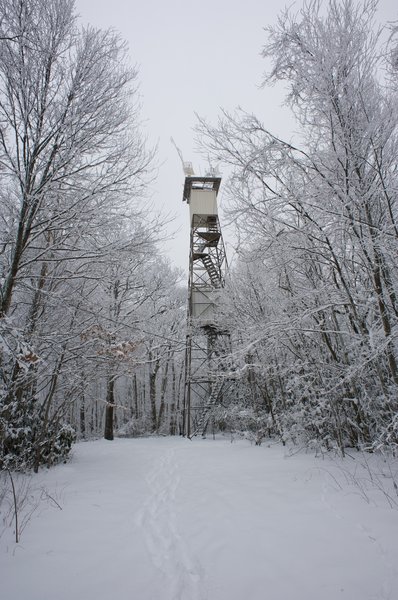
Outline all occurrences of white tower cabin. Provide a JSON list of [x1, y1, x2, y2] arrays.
[[182, 174, 230, 438]]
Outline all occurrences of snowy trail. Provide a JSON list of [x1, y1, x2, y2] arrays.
[[135, 444, 205, 600], [1, 437, 398, 600]]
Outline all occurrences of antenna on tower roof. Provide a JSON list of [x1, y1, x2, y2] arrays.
[[170, 137, 195, 177]]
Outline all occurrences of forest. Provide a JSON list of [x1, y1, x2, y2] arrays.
[[1, 0, 398, 471]]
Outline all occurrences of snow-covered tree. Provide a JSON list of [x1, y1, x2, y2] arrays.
[[0, 0, 155, 469], [197, 0, 398, 453]]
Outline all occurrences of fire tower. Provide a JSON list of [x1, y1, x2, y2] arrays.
[[182, 166, 230, 438]]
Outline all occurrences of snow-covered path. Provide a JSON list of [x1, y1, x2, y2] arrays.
[[1, 437, 398, 600]]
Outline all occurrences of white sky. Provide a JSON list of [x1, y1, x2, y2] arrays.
[[75, 0, 398, 273]]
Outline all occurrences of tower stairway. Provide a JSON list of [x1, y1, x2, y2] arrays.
[[202, 254, 221, 287], [189, 378, 224, 438]]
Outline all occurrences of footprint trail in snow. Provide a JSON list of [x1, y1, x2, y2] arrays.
[[135, 446, 205, 600]]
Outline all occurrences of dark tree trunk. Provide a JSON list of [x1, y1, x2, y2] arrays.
[[104, 377, 115, 440]]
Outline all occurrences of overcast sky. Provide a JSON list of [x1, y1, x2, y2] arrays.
[[76, 0, 398, 274]]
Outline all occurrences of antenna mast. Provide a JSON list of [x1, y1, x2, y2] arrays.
[[170, 137, 195, 177]]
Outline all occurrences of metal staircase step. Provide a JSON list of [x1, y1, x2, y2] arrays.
[[202, 255, 221, 287], [189, 379, 224, 438]]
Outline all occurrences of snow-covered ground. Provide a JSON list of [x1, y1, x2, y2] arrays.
[[1, 437, 398, 600]]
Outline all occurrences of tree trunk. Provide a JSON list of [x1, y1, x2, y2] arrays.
[[104, 377, 115, 440]]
